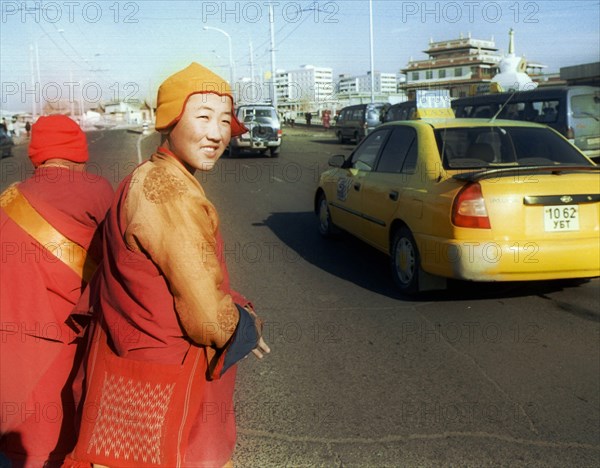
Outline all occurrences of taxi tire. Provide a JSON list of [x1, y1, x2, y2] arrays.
[[317, 193, 337, 238], [391, 227, 420, 294]]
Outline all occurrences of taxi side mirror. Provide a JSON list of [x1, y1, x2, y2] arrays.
[[328, 154, 347, 168]]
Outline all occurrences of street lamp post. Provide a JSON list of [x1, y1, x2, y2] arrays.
[[34, 29, 65, 118], [203, 26, 235, 89], [369, 0, 375, 104], [268, 4, 277, 110]]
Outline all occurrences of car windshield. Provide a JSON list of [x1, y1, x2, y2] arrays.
[[241, 108, 277, 123], [571, 92, 600, 120], [435, 126, 594, 169], [366, 106, 383, 120]]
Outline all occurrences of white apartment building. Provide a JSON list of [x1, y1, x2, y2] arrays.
[[338, 71, 399, 95], [275, 65, 334, 112]]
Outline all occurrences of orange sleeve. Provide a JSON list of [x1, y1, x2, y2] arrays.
[[123, 164, 239, 349]]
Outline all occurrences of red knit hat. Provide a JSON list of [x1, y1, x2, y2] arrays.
[[28, 115, 88, 166]]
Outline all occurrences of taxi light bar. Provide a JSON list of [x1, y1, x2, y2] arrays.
[[452, 182, 491, 229]]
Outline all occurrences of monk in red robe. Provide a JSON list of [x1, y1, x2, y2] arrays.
[[0, 115, 114, 467], [63, 63, 269, 468]]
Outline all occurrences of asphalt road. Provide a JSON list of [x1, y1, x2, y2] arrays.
[[1, 127, 599, 467]]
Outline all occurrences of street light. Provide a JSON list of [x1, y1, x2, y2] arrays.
[[203, 26, 235, 88], [36, 29, 65, 86], [34, 28, 65, 119], [369, 0, 375, 103]]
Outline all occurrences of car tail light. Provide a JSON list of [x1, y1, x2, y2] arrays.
[[566, 126, 575, 140], [452, 182, 491, 229], [278, 129, 282, 137]]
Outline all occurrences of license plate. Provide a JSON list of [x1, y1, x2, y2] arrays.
[[544, 205, 579, 231]]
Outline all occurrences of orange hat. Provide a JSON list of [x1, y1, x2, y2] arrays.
[[155, 62, 247, 136], [28, 115, 88, 167]]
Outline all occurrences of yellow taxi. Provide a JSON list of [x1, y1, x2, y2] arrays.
[[314, 117, 600, 294]]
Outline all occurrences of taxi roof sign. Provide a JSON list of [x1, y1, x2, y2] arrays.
[[469, 82, 503, 96], [415, 89, 455, 119]]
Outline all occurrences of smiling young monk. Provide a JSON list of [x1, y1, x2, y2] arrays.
[[63, 63, 269, 468]]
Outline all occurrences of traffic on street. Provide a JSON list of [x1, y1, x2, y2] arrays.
[[2, 125, 597, 466]]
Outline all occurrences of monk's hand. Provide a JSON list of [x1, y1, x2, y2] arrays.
[[252, 336, 270, 359]]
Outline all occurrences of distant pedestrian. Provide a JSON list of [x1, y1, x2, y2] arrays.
[[322, 110, 331, 131], [305, 111, 312, 126], [25, 120, 31, 137], [0, 115, 114, 467], [1, 118, 7, 132]]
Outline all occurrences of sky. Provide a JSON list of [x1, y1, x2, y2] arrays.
[[1, 0, 599, 112]]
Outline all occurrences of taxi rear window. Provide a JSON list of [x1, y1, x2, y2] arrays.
[[435, 126, 593, 169]]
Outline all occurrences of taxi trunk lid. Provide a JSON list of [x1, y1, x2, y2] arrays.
[[454, 167, 600, 239]]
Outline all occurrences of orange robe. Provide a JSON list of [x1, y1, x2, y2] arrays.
[[65, 150, 257, 467]]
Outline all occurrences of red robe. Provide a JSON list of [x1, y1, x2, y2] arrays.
[[65, 150, 256, 468], [0, 167, 113, 468]]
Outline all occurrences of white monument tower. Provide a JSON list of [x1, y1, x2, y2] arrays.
[[491, 29, 537, 92]]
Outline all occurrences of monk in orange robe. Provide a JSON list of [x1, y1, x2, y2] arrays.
[[63, 63, 270, 468]]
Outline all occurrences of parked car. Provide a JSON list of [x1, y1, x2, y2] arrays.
[[0, 127, 14, 158], [315, 118, 600, 294], [230, 104, 282, 157], [335, 103, 387, 144], [382, 101, 417, 122]]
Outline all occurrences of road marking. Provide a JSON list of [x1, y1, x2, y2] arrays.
[[273, 177, 283, 183]]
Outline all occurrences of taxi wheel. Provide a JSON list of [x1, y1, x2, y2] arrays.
[[317, 193, 337, 238], [391, 227, 420, 294]]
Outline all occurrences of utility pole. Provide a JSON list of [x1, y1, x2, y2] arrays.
[[29, 44, 37, 120], [249, 39, 255, 84], [269, 3, 277, 110], [69, 70, 75, 118], [369, 0, 375, 103]]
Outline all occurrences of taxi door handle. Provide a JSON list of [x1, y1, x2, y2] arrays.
[[389, 190, 399, 201], [354, 182, 361, 191]]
